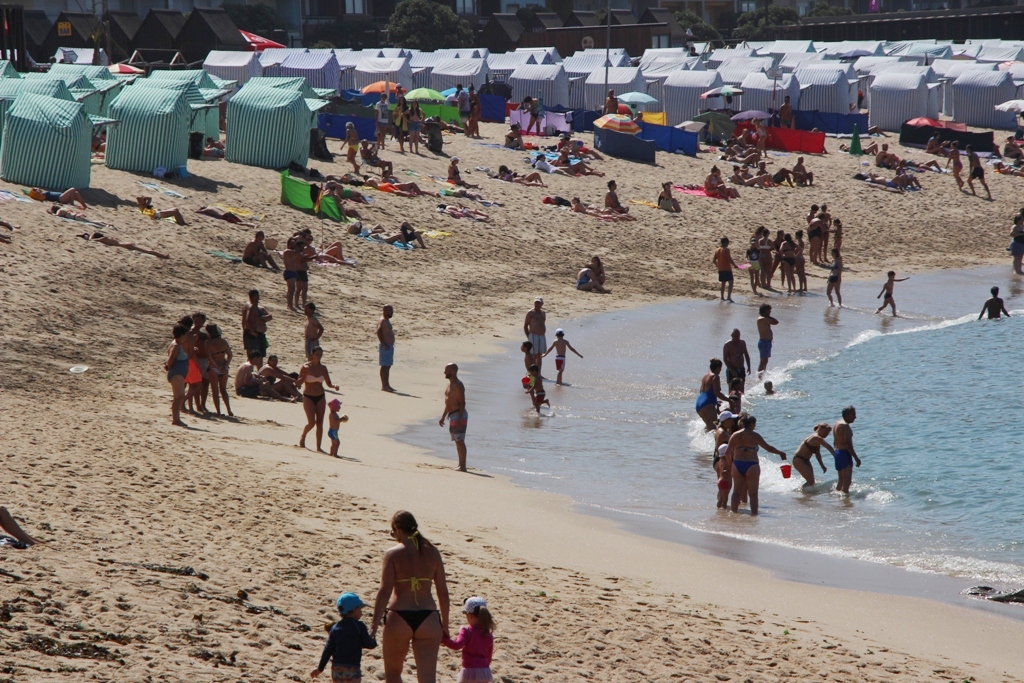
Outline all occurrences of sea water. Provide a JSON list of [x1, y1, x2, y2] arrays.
[[403, 267, 1024, 587]]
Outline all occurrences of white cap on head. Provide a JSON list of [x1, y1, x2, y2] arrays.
[[718, 411, 740, 422], [451, 156, 460, 162], [555, 328, 564, 335], [463, 596, 487, 613], [535, 297, 543, 304]]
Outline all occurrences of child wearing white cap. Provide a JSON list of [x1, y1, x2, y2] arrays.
[[542, 329, 583, 386], [311, 592, 377, 682], [442, 596, 495, 683]]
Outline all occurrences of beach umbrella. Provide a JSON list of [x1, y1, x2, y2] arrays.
[[617, 91, 658, 105], [593, 114, 641, 135], [693, 111, 735, 138], [676, 120, 705, 133], [731, 110, 771, 121], [995, 99, 1024, 112], [700, 85, 743, 100], [239, 29, 285, 51], [440, 87, 458, 97], [109, 63, 144, 75], [362, 81, 400, 94], [405, 87, 444, 102]]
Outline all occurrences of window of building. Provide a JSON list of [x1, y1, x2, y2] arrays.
[[739, 0, 757, 11], [308, 0, 341, 16], [346, 0, 366, 14], [651, 34, 669, 48], [456, 0, 476, 13]]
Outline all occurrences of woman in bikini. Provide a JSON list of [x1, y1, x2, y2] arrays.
[[297, 347, 339, 452], [948, 141, 964, 191], [758, 228, 774, 291], [408, 102, 423, 155], [779, 233, 797, 294], [794, 230, 808, 293], [77, 231, 169, 258], [497, 165, 545, 186], [205, 324, 233, 417], [792, 423, 834, 486], [768, 229, 785, 287], [371, 510, 450, 683], [726, 414, 786, 515], [826, 248, 843, 307]]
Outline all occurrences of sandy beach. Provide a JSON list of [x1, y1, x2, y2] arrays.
[[2, 122, 1022, 682]]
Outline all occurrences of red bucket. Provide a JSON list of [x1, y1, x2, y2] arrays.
[[780, 463, 792, 479]]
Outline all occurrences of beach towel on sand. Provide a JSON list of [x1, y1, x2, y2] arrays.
[[673, 186, 724, 199], [207, 250, 242, 263], [138, 181, 185, 198], [629, 199, 660, 208]]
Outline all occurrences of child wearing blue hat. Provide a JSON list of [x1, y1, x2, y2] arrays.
[[311, 592, 377, 682]]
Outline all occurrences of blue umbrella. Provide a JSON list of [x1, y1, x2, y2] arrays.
[[440, 87, 457, 97], [731, 110, 771, 121], [617, 91, 658, 105]]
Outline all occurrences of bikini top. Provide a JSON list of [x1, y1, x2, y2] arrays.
[[733, 443, 760, 461], [396, 576, 434, 604], [306, 374, 325, 383]]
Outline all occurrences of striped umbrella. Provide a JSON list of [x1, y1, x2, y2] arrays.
[[593, 114, 641, 135]]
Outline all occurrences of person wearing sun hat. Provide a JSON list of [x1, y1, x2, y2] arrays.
[[312, 592, 377, 682], [443, 596, 496, 683]]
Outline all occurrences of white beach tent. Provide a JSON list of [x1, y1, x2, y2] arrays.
[[739, 72, 800, 114], [584, 66, 644, 110], [819, 40, 886, 58], [430, 58, 489, 92], [762, 40, 816, 58], [639, 47, 687, 68], [852, 56, 902, 76], [949, 69, 1018, 129], [933, 60, 997, 115], [276, 50, 341, 92], [794, 67, 857, 113], [889, 43, 953, 62], [203, 51, 262, 88], [868, 72, 936, 132], [487, 52, 536, 80], [779, 52, 824, 73], [639, 59, 687, 114], [562, 52, 629, 80], [976, 45, 1024, 63], [515, 47, 562, 63], [353, 56, 413, 90], [507, 64, 570, 109], [378, 48, 410, 58], [662, 69, 722, 126], [716, 58, 773, 86], [407, 51, 441, 89], [706, 47, 755, 69]]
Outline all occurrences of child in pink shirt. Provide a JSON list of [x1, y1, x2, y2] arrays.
[[442, 596, 495, 683]]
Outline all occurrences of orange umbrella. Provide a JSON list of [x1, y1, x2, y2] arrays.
[[594, 114, 641, 135], [361, 81, 401, 94]]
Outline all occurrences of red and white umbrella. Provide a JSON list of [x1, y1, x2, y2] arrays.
[[240, 29, 285, 52], [109, 63, 144, 75]]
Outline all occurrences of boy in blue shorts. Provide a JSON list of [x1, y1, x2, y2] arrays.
[[327, 399, 347, 458]]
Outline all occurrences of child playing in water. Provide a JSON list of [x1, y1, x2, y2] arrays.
[[727, 378, 744, 414], [542, 328, 583, 386], [443, 596, 495, 683], [327, 399, 348, 458], [525, 364, 550, 414], [763, 381, 775, 396], [520, 340, 533, 375], [311, 592, 376, 682], [874, 270, 910, 317]]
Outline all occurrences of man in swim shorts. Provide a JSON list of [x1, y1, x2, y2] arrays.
[[304, 302, 324, 359], [524, 297, 547, 373], [242, 230, 279, 270], [439, 363, 468, 472], [722, 328, 750, 391], [713, 237, 738, 302], [377, 305, 396, 392], [832, 406, 861, 495], [241, 289, 271, 358], [756, 303, 777, 377]]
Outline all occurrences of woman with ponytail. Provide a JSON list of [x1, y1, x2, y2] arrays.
[[371, 511, 450, 683]]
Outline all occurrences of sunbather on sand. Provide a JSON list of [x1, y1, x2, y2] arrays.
[[863, 173, 914, 193], [362, 176, 437, 197], [0, 217, 16, 243], [48, 205, 114, 227], [757, 161, 794, 187], [993, 161, 1024, 176], [729, 165, 768, 188], [29, 187, 87, 209], [77, 231, 169, 258], [792, 157, 815, 186], [360, 140, 394, 177], [558, 134, 603, 160], [705, 167, 740, 199], [439, 187, 502, 205], [570, 197, 636, 221], [723, 149, 761, 165], [497, 165, 546, 186], [438, 203, 490, 221], [196, 206, 257, 227], [137, 196, 186, 225], [363, 222, 428, 247], [303, 240, 358, 265]]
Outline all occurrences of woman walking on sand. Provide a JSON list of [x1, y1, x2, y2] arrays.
[[298, 347, 339, 452], [949, 141, 964, 191], [164, 321, 190, 426], [794, 230, 808, 293], [1011, 212, 1024, 275], [371, 511, 451, 683], [826, 249, 843, 307], [727, 414, 787, 516]]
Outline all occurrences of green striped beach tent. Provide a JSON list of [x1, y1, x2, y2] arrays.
[[243, 76, 334, 100], [0, 78, 77, 142], [0, 61, 20, 79], [24, 72, 122, 116], [130, 78, 224, 141], [148, 69, 234, 92], [0, 93, 92, 190], [227, 85, 328, 169], [106, 87, 190, 173], [47, 64, 117, 82]]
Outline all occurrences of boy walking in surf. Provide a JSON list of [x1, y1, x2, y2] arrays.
[[875, 270, 910, 316], [543, 329, 583, 386], [525, 365, 550, 414], [756, 304, 778, 377]]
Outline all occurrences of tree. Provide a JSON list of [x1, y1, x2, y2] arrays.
[[387, 0, 474, 51], [805, 1, 853, 17], [673, 9, 722, 44], [222, 3, 284, 33], [732, 5, 800, 40]]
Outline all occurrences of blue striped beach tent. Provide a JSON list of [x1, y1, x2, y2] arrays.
[[0, 93, 92, 190], [227, 85, 328, 169], [106, 86, 190, 173], [243, 75, 333, 99], [130, 78, 224, 141], [0, 61, 20, 79], [203, 50, 262, 88]]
